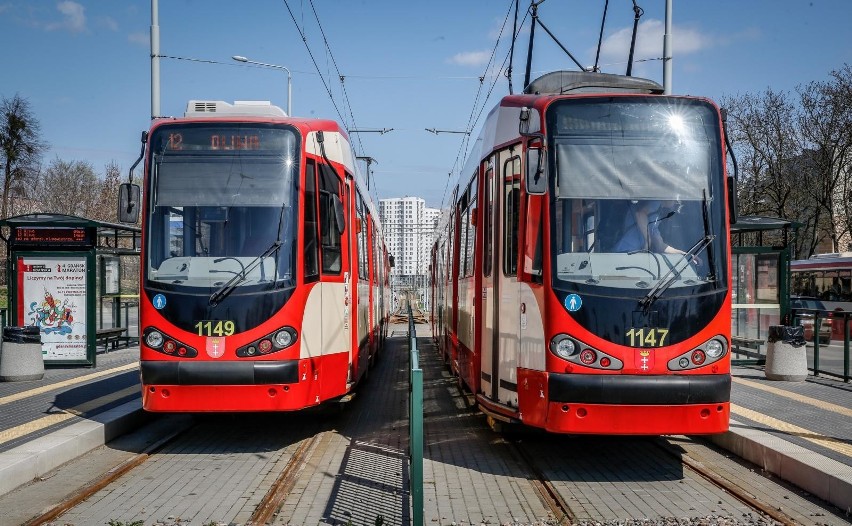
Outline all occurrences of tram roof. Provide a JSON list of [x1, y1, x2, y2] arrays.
[[523, 71, 664, 95]]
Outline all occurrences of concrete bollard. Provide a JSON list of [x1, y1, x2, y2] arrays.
[[765, 325, 807, 382], [0, 326, 44, 382]]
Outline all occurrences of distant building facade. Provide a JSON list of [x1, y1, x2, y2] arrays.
[[379, 197, 440, 278]]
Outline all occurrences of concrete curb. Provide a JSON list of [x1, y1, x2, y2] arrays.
[[709, 418, 852, 514], [0, 399, 148, 497]]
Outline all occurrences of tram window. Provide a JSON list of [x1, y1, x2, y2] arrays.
[[356, 193, 368, 281], [304, 161, 319, 282], [484, 163, 494, 277], [524, 195, 543, 280], [503, 158, 521, 276], [319, 167, 342, 274], [468, 175, 478, 277], [460, 175, 477, 278]]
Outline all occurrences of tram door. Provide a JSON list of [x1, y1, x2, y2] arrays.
[[481, 149, 521, 406]]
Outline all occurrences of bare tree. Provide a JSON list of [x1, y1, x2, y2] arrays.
[[722, 89, 825, 256], [722, 63, 852, 259], [0, 94, 46, 219], [797, 65, 852, 252], [92, 160, 122, 223], [35, 158, 101, 217]]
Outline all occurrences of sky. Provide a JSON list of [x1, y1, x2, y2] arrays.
[[2, 0, 851, 210]]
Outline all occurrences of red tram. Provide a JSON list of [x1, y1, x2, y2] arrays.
[[430, 71, 735, 434], [120, 100, 390, 412]]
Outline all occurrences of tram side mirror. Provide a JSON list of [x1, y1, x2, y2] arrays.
[[332, 194, 345, 234], [525, 148, 547, 195], [118, 183, 141, 224], [519, 107, 541, 136], [389, 255, 395, 268]]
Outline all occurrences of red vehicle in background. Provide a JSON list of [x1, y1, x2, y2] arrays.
[[119, 100, 390, 412]]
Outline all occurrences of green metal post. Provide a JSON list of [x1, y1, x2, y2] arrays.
[[407, 297, 424, 526], [813, 313, 821, 377], [844, 313, 850, 382]]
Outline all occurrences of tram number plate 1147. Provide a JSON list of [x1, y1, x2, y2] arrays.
[[195, 320, 235, 337], [626, 327, 669, 347]]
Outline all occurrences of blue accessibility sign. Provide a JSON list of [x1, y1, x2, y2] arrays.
[[153, 294, 167, 310], [564, 293, 582, 312]]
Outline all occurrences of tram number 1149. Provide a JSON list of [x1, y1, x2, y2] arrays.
[[626, 327, 669, 347], [195, 320, 236, 337]]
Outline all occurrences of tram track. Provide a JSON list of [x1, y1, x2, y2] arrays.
[[247, 431, 326, 525], [505, 430, 844, 525], [653, 437, 798, 526], [21, 421, 193, 526], [509, 437, 576, 525], [14, 415, 330, 526]]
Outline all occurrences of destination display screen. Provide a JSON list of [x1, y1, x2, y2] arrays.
[[156, 125, 296, 153], [13, 227, 94, 247]]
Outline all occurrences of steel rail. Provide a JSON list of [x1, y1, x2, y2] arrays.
[[654, 437, 799, 526], [509, 439, 575, 525], [22, 423, 191, 526], [248, 431, 326, 525]]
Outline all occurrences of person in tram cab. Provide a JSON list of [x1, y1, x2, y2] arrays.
[[613, 199, 701, 265]]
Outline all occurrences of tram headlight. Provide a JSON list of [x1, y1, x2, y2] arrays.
[[274, 327, 297, 349], [706, 339, 724, 358], [549, 335, 576, 360], [145, 330, 164, 349]]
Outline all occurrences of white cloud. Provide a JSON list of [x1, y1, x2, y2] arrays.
[[98, 16, 118, 32], [598, 19, 711, 68], [448, 50, 491, 67], [128, 32, 148, 47], [45, 1, 86, 33]]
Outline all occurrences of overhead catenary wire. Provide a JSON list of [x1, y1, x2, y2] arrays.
[[307, 0, 365, 155], [279, 0, 349, 134], [439, 0, 524, 210], [281, 0, 386, 202]]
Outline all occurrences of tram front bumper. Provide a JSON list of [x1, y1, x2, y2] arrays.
[[541, 372, 731, 435], [141, 360, 300, 385], [548, 372, 731, 405]]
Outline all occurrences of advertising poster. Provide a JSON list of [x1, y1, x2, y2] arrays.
[[17, 256, 88, 361]]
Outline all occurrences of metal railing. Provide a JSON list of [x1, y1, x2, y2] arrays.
[[407, 299, 424, 526], [791, 308, 851, 382]]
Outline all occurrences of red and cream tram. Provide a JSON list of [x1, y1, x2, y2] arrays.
[[431, 71, 735, 434], [120, 100, 389, 412]]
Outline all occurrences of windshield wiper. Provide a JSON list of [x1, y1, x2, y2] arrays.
[[638, 234, 715, 312], [700, 189, 717, 283], [208, 241, 281, 306]]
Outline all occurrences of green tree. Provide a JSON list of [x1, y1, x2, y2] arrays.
[[0, 94, 45, 219]]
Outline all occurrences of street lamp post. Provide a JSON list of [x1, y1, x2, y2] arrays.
[[232, 55, 292, 116]]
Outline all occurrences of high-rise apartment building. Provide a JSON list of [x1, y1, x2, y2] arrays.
[[379, 197, 441, 278]]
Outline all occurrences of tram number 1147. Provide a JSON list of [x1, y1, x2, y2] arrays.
[[626, 327, 669, 347], [195, 320, 236, 337]]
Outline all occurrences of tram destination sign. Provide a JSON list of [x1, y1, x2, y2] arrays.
[[12, 227, 94, 247]]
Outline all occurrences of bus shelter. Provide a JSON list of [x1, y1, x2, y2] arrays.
[[730, 216, 800, 365], [0, 213, 140, 367]]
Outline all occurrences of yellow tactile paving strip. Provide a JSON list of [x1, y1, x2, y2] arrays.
[[0, 385, 139, 446], [731, 376, 852, 459], [0, 362, 138, 406]]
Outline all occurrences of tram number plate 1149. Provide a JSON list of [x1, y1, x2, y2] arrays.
[[195, 320, 235, 337]]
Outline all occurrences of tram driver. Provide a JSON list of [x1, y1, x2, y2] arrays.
[[613, 199, 701, 265]]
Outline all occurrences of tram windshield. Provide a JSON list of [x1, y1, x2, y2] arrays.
[[547, 97, 726, 296], [145, 123, 299, 291]]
